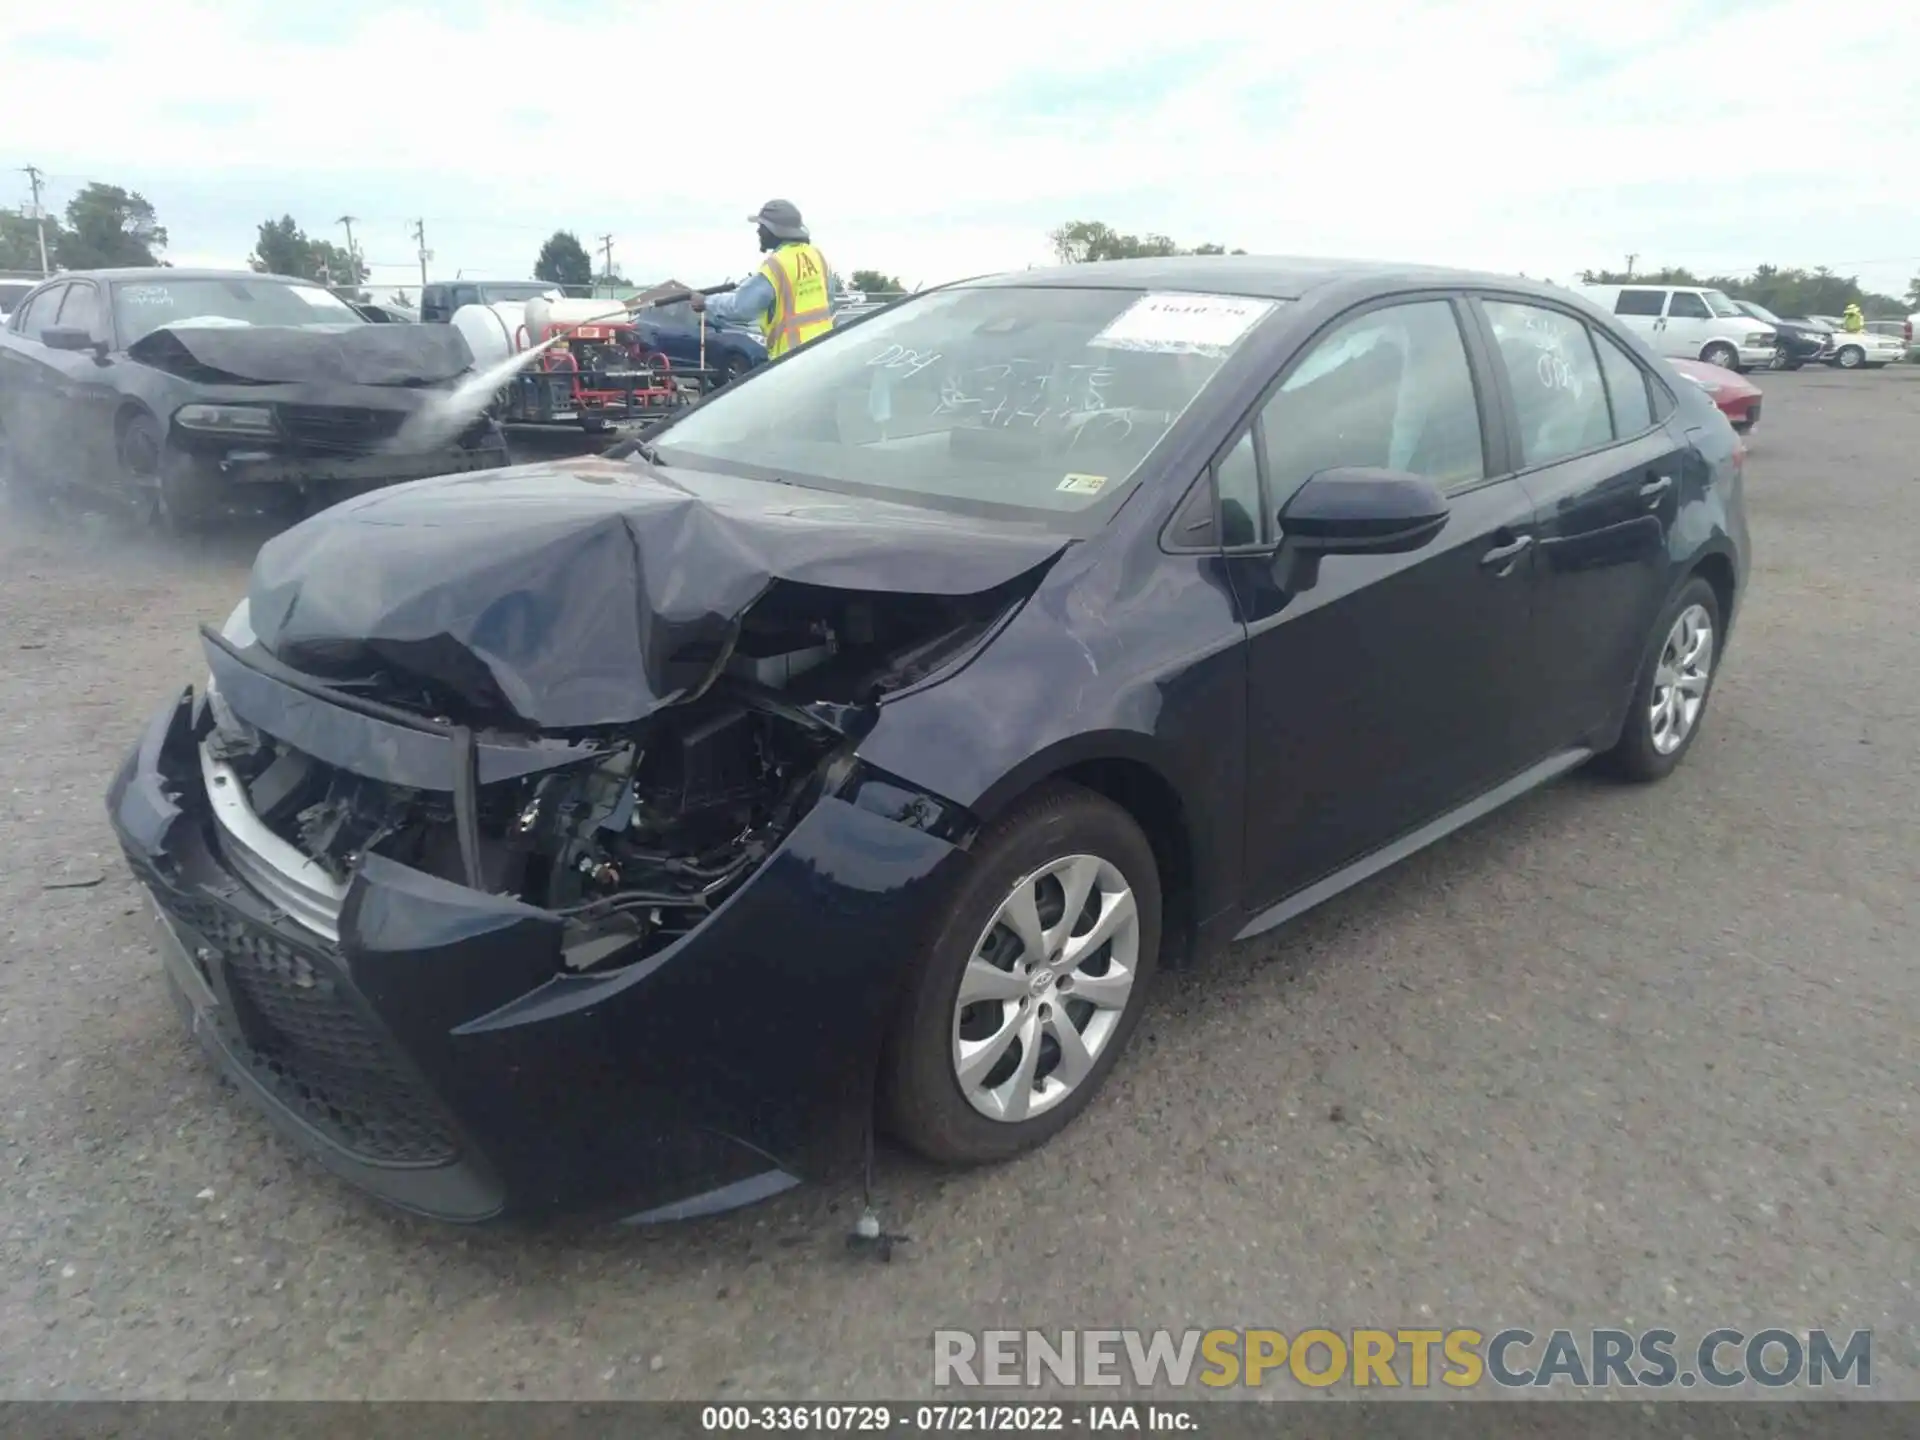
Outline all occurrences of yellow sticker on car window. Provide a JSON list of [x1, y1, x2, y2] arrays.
[[1058, 473, 1108, 494]]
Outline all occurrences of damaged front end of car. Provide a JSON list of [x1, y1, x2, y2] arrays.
[[109, 464, 1066, 1221], [200, 572, 1010, 970]]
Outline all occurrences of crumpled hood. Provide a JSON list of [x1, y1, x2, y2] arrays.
[[127, 322, 475, 386], [246, 457, 1070, 730]]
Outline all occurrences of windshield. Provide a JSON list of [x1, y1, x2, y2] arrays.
[[1704, 290, 1743, 318], [112, 277, 365, 344], [1738, 300, 1783, 325], [650, 285, 1278, 519], [0, 281, 33, 313]]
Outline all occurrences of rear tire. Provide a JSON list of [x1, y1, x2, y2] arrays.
[[1597, 577, 1722, 783], [881, 783, 1161, 1166], [1835, 345, 1865, 370]]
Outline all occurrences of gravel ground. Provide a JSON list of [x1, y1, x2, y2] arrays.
[[1, 371, 1915, 1400]]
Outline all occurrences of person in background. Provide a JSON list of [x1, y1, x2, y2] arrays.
[[1841, 302, 1864, 333], [690, 200, 844, 359]]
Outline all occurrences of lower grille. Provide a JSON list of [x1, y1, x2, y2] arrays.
[[278, 404, 406, 454], [150, 877, 459, 1166]]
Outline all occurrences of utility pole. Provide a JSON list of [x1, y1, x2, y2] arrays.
[[411, 219, 431, 286], [1625, 253, 1638, 278], [20, 165, 51, 277], [598, 233, 615, 287], [336, 214, 359, 283]]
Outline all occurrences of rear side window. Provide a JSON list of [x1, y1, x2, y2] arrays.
[[1592, 329, 1654, 437], [1667, 292, 1711, 320], [1614, 289, 1665, 317], [1482, 301, 1612, 466], [1262, 298, 1486, 504]]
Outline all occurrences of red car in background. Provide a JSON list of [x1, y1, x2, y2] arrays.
[[1669, 356, 1761, 434]]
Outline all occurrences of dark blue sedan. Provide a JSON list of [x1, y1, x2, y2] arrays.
[[108, 257, 1748, 1223], [628, 296, 765, 382]]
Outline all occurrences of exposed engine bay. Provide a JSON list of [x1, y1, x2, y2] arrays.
[[202, 580, 1013, 966]]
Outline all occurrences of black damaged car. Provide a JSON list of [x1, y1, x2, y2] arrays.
[[108, 258, 1750, 1224], [0, 268, 507, 527]]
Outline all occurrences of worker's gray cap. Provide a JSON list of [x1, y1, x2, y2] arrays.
[[749, 199, 809, 242]]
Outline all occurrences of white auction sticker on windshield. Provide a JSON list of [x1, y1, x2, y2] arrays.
[[1089, 292, 1274, 355], [1058, 473, 1108, 494]]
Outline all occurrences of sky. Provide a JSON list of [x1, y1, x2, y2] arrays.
[[5, 0, 1917, 302]]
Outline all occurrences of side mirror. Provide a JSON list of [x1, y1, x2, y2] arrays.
[[1272, 466, 1450, 592], [42, 326, 102, 355]]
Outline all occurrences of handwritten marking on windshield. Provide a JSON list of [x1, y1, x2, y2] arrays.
[[866, 344, 941, 377]]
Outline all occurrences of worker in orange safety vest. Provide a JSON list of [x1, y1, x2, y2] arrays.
[[690, 200, 843, 359]]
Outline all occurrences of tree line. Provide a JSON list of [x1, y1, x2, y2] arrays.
[[10, 190, 1913, 317], [1578, 264, 1915, 318], [0, 184, 170, 271]]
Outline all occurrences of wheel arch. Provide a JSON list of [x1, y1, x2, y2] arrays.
[[968, 733, 1204, 969], [1691, 549, 1736, 625]]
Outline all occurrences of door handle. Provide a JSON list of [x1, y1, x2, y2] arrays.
[[1479, 533, 1533, 574], [1639, 474, 1673, 505]]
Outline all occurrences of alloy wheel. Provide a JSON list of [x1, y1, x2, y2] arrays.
[[951, 854, 1140, 1123], [1650, 603, 1714, 755]]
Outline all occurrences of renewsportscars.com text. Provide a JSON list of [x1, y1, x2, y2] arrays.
[[932, 1327, 1872, 1390]]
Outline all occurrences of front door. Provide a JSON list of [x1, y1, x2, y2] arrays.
[[1474, 297, 1685, 748], [1661, 289, 1713, 361], [1232, 295, 1541, 912], [43, 280, 124, 486]]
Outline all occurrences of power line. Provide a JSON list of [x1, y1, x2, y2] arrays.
[[410, 218, 431, 287], [598, 233, 615, 285], [19, 165, 51, 277]]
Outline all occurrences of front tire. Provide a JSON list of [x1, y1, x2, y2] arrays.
[[1701, 342, 1738, 370], [881, 784, 1161, 1165], [1598, 578, 1722, 783]]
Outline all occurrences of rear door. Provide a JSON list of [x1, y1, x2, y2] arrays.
[[0, 282, 68, 473], [1232, 294, 1543, 910], [1472, 296, 1686, 751], [1609, 287, 1670, 351]]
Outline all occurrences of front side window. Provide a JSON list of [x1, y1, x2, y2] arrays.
[[1261, 299, 1485, 507], [55, 282, 103, 341], [1592, 328, 1653, 437], [113, 278, 364, 346], [1667, 292, 1711, 320], [12, 285, 63, 337], [651, 285, 1280, 521], [1215, 429, 1262, 546], [1614, 289, 1665, 317], [1483, 301, 1612, 465]]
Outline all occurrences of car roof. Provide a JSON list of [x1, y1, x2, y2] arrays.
[[966, 255, 1572, 303], [54, 268, 323, 285]]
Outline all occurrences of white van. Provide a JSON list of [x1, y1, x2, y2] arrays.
[[1579, 284, 1776, 372]]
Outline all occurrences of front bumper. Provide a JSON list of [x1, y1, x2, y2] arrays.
[[107, 691, 968, 1223], [1734, 343, 1776, 368], [189, 441, 505, 490]]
